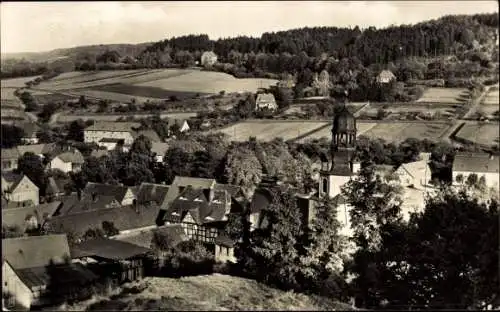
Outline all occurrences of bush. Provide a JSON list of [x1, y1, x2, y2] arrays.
[[158, 240, 215, 277]]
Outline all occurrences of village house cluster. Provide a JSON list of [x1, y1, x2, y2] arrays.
[[2, 106, 499, 310]]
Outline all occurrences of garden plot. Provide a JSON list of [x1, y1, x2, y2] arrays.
[[417, 88, 469, 104]]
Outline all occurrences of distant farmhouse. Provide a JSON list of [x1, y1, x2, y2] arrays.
[[453, 152, 499, 189], [83, 122, 162, 151], [47, 148, 85, 174], [255, 93, 278, 111], [201, 51, 218, 67], [376, 69, 396, 84]]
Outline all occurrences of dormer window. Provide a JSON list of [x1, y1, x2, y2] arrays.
[[179, 196, 188, 200], [205, 216, 214, 221], [194, 198, 203, 202], [172, 212, 180, 216], [213, 199, 222, 204]]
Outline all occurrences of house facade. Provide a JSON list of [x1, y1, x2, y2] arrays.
[[48, 149, 85, 173], [255, 93, 278, 111], [1, 173, 39, 207], [452, 153, 499, 189], [84, 122, 140, 147], [394, 159, 432, 188]]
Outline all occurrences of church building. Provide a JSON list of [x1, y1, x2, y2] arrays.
[[297, 100, 360, 237]]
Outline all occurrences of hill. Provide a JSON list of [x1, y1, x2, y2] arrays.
[[58, 274, 354, 311]]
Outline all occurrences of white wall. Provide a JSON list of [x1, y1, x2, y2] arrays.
[[215, 245, 236, 263], [84, 130, 135, 145], [319, 175, 352, 199], [49, 157, 72, 174], [2, 262, 33, 310], [453, 171, 500, 190], [6, 177, 39, 206]]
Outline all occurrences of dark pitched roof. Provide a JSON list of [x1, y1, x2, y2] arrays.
[[17, 122, 40, 138], [56, 195, 120, 216], [45, 204, 160, 236], [71, 237, 152, 260], [214, 234, 236, 248], [134, 129, 161, 142], [99, 138, 124, 143], [453, 153, 499, 173], [17, 144, 47, 156], [90, 149, 109, 159], [1, 172, 32, 192], [46, 177, 69, 195], [16, 263, 98, 288], [160, 176, 216, 208], [83, 182, 133, 203], [151, 142, 169, 156], [136, 183, 170, 205], [85, 122, 141, 132], [249, 187, 273, 213], [56, 149, 85, 164], [2, 234, 71, 269], [2, 201, 61, 229]]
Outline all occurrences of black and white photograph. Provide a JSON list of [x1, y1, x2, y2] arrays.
[[1, 1, 499, 310]]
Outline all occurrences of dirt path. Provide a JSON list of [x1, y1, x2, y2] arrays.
[[462, 84, 497, 120]]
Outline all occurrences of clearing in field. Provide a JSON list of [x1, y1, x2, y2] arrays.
[[417, 88, 469, 104], [215, 121, 328, 142], [361, 122, 452, 143], [455, 123, 500, 147], [135, 70, 278, 94], [296, 122, 377, 143]]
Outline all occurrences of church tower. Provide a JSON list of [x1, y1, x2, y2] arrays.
[[319, 96, 357, 199]]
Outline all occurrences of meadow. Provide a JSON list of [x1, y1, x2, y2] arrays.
[[360, 122, 452, 143], [478, 89, 499, 117], [454, 123, 500, 147], [416, 87, 469, 104], [296, 122, 377, 143], [56, 112, 197, 123], [31, 69, 278, 104], [214, 120, 329, 142]]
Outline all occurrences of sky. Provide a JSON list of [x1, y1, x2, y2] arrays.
[[1, 1, 498, 54]]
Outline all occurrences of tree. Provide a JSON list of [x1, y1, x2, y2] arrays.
[[101, 221, 119, 237], [342, 164, 404, 308], [66, 119, 86, 142], [164, 147, 194, 184], [38, 102, 58, 123], [19, 91, 38, 112], [78, 95, 88, 109], [312, 70, 333, 96], [81, 156, 112, 184], [223, 147, 262, 196], [129, 135, 152, 157], [17, 152, 48, 196], [235, 94, 255, 118], [403, 189, 498, 309], [1, 124, 23, 148], [83, 227, 104, 241]]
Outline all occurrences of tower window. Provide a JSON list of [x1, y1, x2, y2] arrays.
[[322, 178, 328, 193]]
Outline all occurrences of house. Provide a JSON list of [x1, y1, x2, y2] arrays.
[[376, 70, 396, 84], [70, 237, 153, 283], [452, 153, 499, 189], [83, 182, 136, 206], [166, 118, 190, 135], [2, 234, 98, 310], [151, 142, 170, 163], [214, 235, 237, 264], [201, 51, 218, 67], [159, 176, 244, 244], [44, 203, 161, 239], [53, 193, 122, 217], [2, 201, 61, 234], [84, 122, 141, 147], [18, 122, 41, 145], [1, 173, 39, 207], [255, 93, 278, 111], [1, 148, 20, 171], [135, 182, 170, 206], [48, 148, 85, 173], [45, 177, 70, 199], [394, 159, 432, 188]]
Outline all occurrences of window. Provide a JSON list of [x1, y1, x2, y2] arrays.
[[322, 178, 328, 193], [226, 247, 230, 256]]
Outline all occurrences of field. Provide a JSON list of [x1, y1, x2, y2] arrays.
[[360, 122, 452, 143], [363, 102, 460, 119], [0, 75, 41, 89], [416, 87, 469, 104], [455, 123, 500, 147], [30, 69, 278, 104], [296, 122, 377, 143], [214, 121, 329, 142], [61, 274, 352, 311]]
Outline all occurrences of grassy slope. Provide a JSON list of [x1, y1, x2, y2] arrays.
[[61, 274, 354, 311]]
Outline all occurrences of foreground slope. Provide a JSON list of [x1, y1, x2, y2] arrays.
[[62, 274, 354, 311]]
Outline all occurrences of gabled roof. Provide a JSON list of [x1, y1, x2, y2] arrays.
[[2, 234, 71, 269], [17, 144, 46, 156], [45, 204, 161, 236], [1, 148, 20, 160], [85, 122, 141, 132], [161, 176, 216, 208], [71, 237, 152, 260], [214, 234, 236, 248], [16, 263, 98, 289], [57, 195, 120, 216], [134, 129, 161, 142], [136, 183, 170, 205], [151, 142, 169, 156], [2, 201, 61, 229], [396, 160, 431, 179], [453, 153, 499, 174], [256, 93, 276, 104], [377, 69, 396, 80], [1, 173, 36, 192], [55, 149, 84, 164], [83, 182, 133, 203]]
